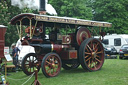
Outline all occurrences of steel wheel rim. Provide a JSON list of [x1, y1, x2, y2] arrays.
[[84, 39, 104, 71], [44, 54, 61, 77], [24, 54, 40, 74]]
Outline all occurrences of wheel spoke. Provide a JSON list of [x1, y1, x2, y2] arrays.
[[86, 46, 90, 52], [95, 58, 101, 63], [88, 60, 90, 67], [85, 52, 91, 55], [85, 57, 91, 62], [29, 57, 31, 61], [52, 56, 55, 63], [34, 59, 38, 61], [94, 59, 97, 66], [53, 67, 55, 73], [96, 55, 100, 58], [55, 63, 59, 66], [48, 57, 50, 61], [85, 55, 90, 58], [92, 60, 96, 69], [33, 62, 39, 66], [46, 68, 51, 73], [46, 61, 51, 65], [95, 48, 98, 53], [26, 60, 29, 62], [96, 51, 103, 54], [87, 45, 93, 52], [49, 68, 52, 74], [30, 67, 31, 72], [94, 43, 99, 50]]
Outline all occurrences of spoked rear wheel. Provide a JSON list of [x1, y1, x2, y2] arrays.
[[41, 52, 62, 77], [21, 53, 40, 75], [79, 38, 104, 71]]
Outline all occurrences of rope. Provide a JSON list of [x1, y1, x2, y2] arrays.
[[21, 72, 35, 85]]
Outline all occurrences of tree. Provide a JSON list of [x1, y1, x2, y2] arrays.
[[49, 0, 93, 20], [0, 0, 35, 46], [0, 0, 19, 46], [88, 0, 128, 34]]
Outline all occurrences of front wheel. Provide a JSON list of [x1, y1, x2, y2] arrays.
[[79, 38, 105, 71], [41, 52, 62, 77], [21, 53, 40, 75]]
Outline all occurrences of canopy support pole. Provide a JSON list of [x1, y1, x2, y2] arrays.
[[16, 24, 20, 38], [30, 19, 32, 39], [20, 21, 22, 40]]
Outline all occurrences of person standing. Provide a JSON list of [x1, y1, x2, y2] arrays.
[[12, 43, 20, 71]]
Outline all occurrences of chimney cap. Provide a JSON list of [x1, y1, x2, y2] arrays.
[[39, 11, 46, 15]]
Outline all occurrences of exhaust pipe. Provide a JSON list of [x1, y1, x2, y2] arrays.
[[39, 0, 46, 15]]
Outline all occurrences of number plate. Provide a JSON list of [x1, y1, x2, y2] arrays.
[[124, 54, 128, 56]]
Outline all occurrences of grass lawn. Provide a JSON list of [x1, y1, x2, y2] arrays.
[[1, 58, 128, 85]]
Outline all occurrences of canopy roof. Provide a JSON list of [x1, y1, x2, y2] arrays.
[[0, 25, 7, 28], [11, 13, 112, 27]]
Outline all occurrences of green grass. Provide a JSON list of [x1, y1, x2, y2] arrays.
[[1, 58, 128, 85]]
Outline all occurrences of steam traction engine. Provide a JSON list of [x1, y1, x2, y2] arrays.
[[10, 13, 112, 77]]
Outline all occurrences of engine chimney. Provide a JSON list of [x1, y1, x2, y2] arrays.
[[39, 0, 46, 15]]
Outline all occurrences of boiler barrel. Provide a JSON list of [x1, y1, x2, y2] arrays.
[[31, 44, 69, 53]]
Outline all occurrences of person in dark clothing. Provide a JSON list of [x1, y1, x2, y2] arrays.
[[12, 44, 20, 71]]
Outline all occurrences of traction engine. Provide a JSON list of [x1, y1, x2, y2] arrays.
[[21, 25, 104, 77]]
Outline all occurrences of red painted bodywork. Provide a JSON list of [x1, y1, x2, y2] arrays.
[[0, 25, 7, 63], [60, 50, 77, 60]]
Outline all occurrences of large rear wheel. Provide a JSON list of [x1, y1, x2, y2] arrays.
[[79, 38, 104, 71], [41, 53, 62, 77]]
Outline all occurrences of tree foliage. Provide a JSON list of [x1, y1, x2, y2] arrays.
[[0, 0, 35, 46], [49, 0, 93, 20], [87, 0, 128, 34]]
